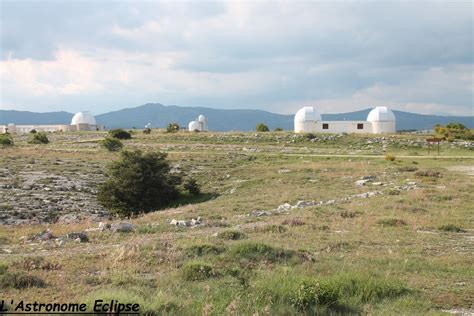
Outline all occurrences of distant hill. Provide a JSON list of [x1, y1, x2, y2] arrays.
[[0, 110, 73, 125], [1, 103, 472, 131]]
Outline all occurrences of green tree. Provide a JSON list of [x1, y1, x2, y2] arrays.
[[97, 150, 181, 217], [256, 123, 269, 132]]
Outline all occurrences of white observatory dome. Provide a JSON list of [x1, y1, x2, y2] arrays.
[[71, 112, 97, 125], [367, 107, 396, 122], [294, 107, 322, 124], [198, 115, 207, 123], [188, 121, 200, 131]]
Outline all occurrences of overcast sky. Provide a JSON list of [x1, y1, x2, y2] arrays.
[[0, 1, 473, 116]]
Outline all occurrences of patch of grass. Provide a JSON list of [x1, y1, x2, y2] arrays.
[[290, 280, 339, 311], [0, 262, 8, 274], [217, 230, 246, 240], [257, 224, 287, 233], [438, 224, 466, 233], [0, 134, 14, 146], [282, 217, 306, 226], [181, 262, 218, 281], [0, 271, 46, 289], [228, 242, 295, 263], [377, 218, 407, 227], [184, 244, 226, 257], [136, 224, 162, 234], [430, 195, 453, 202]]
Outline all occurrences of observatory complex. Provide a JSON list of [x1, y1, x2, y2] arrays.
[[0, 112, 103, 134], [188, 115, 208, 132], [294, 106, 396, 134]]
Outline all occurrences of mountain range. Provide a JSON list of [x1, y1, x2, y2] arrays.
[[1, 103, 472, 131]]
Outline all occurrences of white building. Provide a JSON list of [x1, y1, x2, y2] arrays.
[[188, 114, 208, 132], [294, 106, 396, 134], [0, 111, 104, 134]]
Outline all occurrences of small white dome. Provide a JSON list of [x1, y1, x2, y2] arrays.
[[294, 107, 322, 124], [188, 121, 200, 131], [367, 107, 396, 122], [198, 115, 207, 123], [71, 112, 96, 125]]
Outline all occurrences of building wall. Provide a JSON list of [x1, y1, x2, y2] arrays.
[[371, 121, 396, 134], [295, 120, 396, 134], [0, 124, 104, 134]]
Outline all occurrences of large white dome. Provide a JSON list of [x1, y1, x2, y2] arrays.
[[367, 107, 396, 122], [198, 115, 207, 123], [188, 121, 200, 131], [294, 107, 322, 124], [71, 112, 96, 125]]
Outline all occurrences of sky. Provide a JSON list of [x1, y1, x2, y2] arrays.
[[0, 1, 473, 116]]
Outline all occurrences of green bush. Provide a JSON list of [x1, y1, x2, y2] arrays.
[[0, 271, 46, 289], [181, 262, 217, 281], [256, 123, 269, 132], [183, 178, 200, 195], [229, 242, 295, 263], [108, 129, 132, 140], [290, 280, 338, 311], [28, 132, 49, 144], [166, 123, 180, 133], [97, 150, 181, 217], [274, 127, 284, 131], [143, 128, 152, 134], [184, 244, 226, 257], [29, 129, 37, 133], [0, 134, 14, 146], [101, 137, 123, 152], [438, 224, 466, 233], [217, 230, 246, 240]]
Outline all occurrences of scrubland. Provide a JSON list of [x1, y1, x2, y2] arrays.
[[0, 130, 473, 315]]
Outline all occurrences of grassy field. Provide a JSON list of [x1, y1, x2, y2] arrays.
[[0, 130, 473, 315]]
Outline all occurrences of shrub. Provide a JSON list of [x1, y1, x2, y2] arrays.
[[0, 134, 14, 146], [0, 272, 46, 289], [29, 129, 37, 134], [377, 218, 407, 227], [97, 150, 181, 217], [397, 166, 418, 172], [101, 137, 123, 152], [258, 224, 287, 233], [305, 133, 317, 140], [28, 132, 49, 144], [217, 230, 246, 240], [0, 262, 8, 274], [290, 281, 338, 311], [274, 127, 284, 131], [184, 178, 200, 195], [384, 154, 396, 161], [229, 242, 294, 263], [108, 129, 132, 140], [438, 224, 466, 233], [415, 170, 441, 178], [143, 128, 152, 134], [166, 123, 180, 133], [256, 123, 269, 132], [181, 262, 217, 281], [184, 244, 226, 257]]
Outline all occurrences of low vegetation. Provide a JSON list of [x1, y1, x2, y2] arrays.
[[28, 132, 49, 144], [0, 133, 14, 146], [100, 137, 123, 152], [434, 122, 474, 140], [256, 123, 269, 132], [166, 123, 180, 133], [108, 128, 132, 140]]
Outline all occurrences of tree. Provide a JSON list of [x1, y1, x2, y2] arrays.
[[28, 132, 49, 144], [101, 137, 123, 152], [184, 178, 201, 195], [97, 150, 181, 217], [108, 129, 132, 140], [166, 123, 180, 133], [256, 123, 269, 132]]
